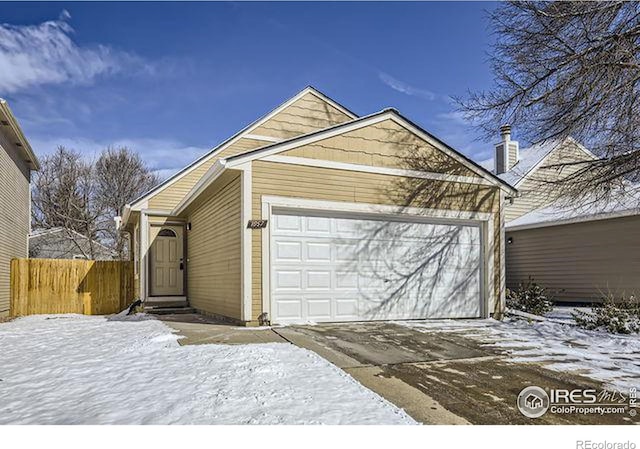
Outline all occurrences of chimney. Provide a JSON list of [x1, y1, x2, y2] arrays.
[[495, 124, 519, 174]]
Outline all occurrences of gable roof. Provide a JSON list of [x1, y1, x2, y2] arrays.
[[497, 137, 597, 188], [225, 108, 517, 193], [0, 99, 39, 171], [127, 86, 357, 209]]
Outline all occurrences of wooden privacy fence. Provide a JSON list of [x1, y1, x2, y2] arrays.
[[10, 258, 135, 316]]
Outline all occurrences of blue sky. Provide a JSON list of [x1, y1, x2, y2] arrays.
[[1, 2, 499, 178]]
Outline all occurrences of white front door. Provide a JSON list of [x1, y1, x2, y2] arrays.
[[270, 210, 483, 324], [150, 225, 184, 296]]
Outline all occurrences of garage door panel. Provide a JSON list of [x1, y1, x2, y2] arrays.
[[274, 270, 302, 290], [307, 298, 332, 320], [335, 298, 358, 319], [274, 214, 302, 233], [306, 242, 331, 262], [306, 271, 331, 289], [335, 271, 358, 289], [271, 211, 483, 324], [305, 216, 331, 233], [274, 240, 302, 262], [276, 300, 302, 319]]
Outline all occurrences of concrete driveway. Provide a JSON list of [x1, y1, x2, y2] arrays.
[[273, 322, 637, 425]]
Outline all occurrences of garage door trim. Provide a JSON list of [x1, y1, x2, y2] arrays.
[[260, 195, 495, 323]]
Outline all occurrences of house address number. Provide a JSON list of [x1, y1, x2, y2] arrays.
[[247, 219, 268, 229]]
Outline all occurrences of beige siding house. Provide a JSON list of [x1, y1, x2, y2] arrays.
[[0, 99, 39, 316], [489, 126, 640, 302], [120, 87, 516, 325]]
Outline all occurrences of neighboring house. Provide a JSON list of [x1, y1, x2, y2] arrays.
[[119, 87, 516, 325], [490, 126, 640, 302], [29, 227, 116, 260], [0, 99, 39, 317]]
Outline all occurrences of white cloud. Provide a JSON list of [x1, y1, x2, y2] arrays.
[[29, 135, 209, 180], [0, 10, 150, 94], [378, 72, 437, 101], [436, 110, 470, 126]]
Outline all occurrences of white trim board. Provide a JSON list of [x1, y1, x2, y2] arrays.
[[506, 208, 640, 232], [262, 155, 495, 187], [239, 163, 253, 322], [243, 134, 280, 143], [259, 195, 496, 322], [126, 87, 357, 212]]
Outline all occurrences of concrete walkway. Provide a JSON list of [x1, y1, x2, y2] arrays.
[[157, 313, 286, 345]]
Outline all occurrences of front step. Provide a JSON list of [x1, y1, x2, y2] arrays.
[[145, 298, 188, 307], [145, 306, 195, 315], [143, 299, 194, 315]]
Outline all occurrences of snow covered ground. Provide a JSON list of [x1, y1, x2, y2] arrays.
[[0, 315, 415, 425], [545, 305, 592, 324], [399, 316, 640, 392]]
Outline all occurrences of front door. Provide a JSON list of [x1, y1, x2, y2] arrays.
[[150, 225, 184, 296]]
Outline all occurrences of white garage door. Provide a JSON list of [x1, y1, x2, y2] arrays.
[[270, 210, 483, 324]]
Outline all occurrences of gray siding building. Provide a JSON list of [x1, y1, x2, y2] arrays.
[[0, 99, 39, 316]]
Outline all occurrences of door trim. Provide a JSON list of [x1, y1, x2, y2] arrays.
[[260, 195, 495, 323]]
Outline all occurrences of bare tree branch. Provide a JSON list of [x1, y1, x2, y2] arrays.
[[459, 1, 640, 201]]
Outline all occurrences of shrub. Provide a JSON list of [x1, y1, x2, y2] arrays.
[[506, 277, 554, 316], [572, 294, 640, 334]]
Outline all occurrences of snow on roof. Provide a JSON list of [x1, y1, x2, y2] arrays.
[[497, 139, 562, 187], [507, 188, 640, 230], [29, 227, 65, 238]]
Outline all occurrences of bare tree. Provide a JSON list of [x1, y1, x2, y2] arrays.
[[31, 147, 103, 259], [32, 146, 160, 260], [94, 147, 160, 259], [460, 1, 640, 201]]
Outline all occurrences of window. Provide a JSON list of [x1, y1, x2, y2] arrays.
[[158, 228, 177, 238]]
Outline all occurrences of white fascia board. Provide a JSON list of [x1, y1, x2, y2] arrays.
[[243, 134, 280, 143], [172, 159, 227, 216], [120, 205, 132, 228], [506, 208, 640, 232], [262, 155, 495, 187], [129, 87, 357, 209]]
